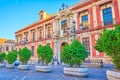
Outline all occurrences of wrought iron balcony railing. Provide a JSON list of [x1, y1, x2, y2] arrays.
[[104, 20, 113, 26]]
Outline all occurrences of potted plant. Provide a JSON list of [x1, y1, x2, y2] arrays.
[[94, 25, 120, 80], [36, 45, 53, 72], [61, 39, 88, 77], [0, 52, 6, 67], [6, 51, 17, 69], [18, 47, 32, 70]]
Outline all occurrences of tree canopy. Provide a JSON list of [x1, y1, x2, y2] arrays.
[[95, 25, 120, 69]]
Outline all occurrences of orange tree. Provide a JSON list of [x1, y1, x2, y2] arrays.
[[37, 45, 53, 65], [0, 52, 6, 63], [61, 39, 88, 67], [18, 47, 32, 64], [95, 25, 120, 70]]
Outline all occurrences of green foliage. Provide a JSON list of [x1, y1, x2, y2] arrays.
[[0, 52, 6, 63], [18, 47, 32, 64], [61, 39, 88, 67], [95, 25, 120, 70], [37, 45, 53, 65], [6, 51, 17, 64]]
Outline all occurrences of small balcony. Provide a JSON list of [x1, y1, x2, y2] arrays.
[[80, 23, 89, 31], [103, 20, 113, 26]]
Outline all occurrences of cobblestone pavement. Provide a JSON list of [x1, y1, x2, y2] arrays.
[[0, 63, 114, 80]]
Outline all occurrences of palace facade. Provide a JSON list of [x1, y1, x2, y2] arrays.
[[15, 0, 120, 62], [0, 38, 15, 53]]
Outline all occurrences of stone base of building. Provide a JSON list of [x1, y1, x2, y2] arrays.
[[64, 67, 88, 77], [107, 70, 120, 80], [82, 63, 102, 68]]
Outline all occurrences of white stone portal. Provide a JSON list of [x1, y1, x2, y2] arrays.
[[53, 6, 76, 63]]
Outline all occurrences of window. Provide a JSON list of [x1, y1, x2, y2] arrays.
[[0, 46, 2, 52], [47, 27, 51, 38], [20, 35, 22, 43], [41, 14, 43, 20], [16, 36, 18, 44], [102, 7, 113, 26], [31, 46, 34, 56], [25, 32, 28, 41], [81, 15, 89, 30], [39, 29, 42, 39], [82, 37, 90, 55], [32, 32, 35, 41], [61, 20, 67, 32], [6, 46, 9, 51]]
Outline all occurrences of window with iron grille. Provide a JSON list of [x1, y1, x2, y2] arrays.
[[82, 37, 90, 55], [81, 15, 89, 30], [61, 20, 67, 32], [31, 46, 34, 56], [102, 7, 113, 26]]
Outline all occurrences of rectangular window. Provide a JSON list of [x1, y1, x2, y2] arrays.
[[20, 35, 22, 43], [82, 37, 90, 55], [39, 29, 42, 39], [32, 32, 35, 41], [31, 46, 34, 56], [0, 46, 2, 52], [47, 27, 51, 38], [81, 15, 89, 30], [61, 20, 67, 32], [102, 7, 113, 26], [6, 46, 9, 51]]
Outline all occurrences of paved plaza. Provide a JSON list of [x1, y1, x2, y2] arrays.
[[0, 63, 113, 80]]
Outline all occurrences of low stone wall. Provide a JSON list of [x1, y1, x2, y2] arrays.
[[18, 65, 30, 70], [64, 67, 88, 77], [107, 70, 120, 80], [36, 65, 52, 72], [0, 63, 5, 67], [85, 57, 112, 64], [82, 63, 102, 68], [6, 64, 14, 69]]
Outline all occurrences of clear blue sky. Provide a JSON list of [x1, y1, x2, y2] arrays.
[[0, 0, 80, 40]]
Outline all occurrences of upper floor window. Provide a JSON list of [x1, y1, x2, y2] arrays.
[[6, 45, 9, 51], [24, 32, 28, 41], [102, 7, 113, 26], [47, 27, 51, 38], [32, 32, 35, 41], [39, 29, 42, 39], [46, 24, 52, 39], [16, 36, 18, 44], [61, 20, 67, 33], [0, 46, 2, 52], [81, 15, 89, 30], [20, 35, 22, 43]]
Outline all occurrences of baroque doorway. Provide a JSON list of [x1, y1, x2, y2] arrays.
[[60, 42, 68, 54]]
